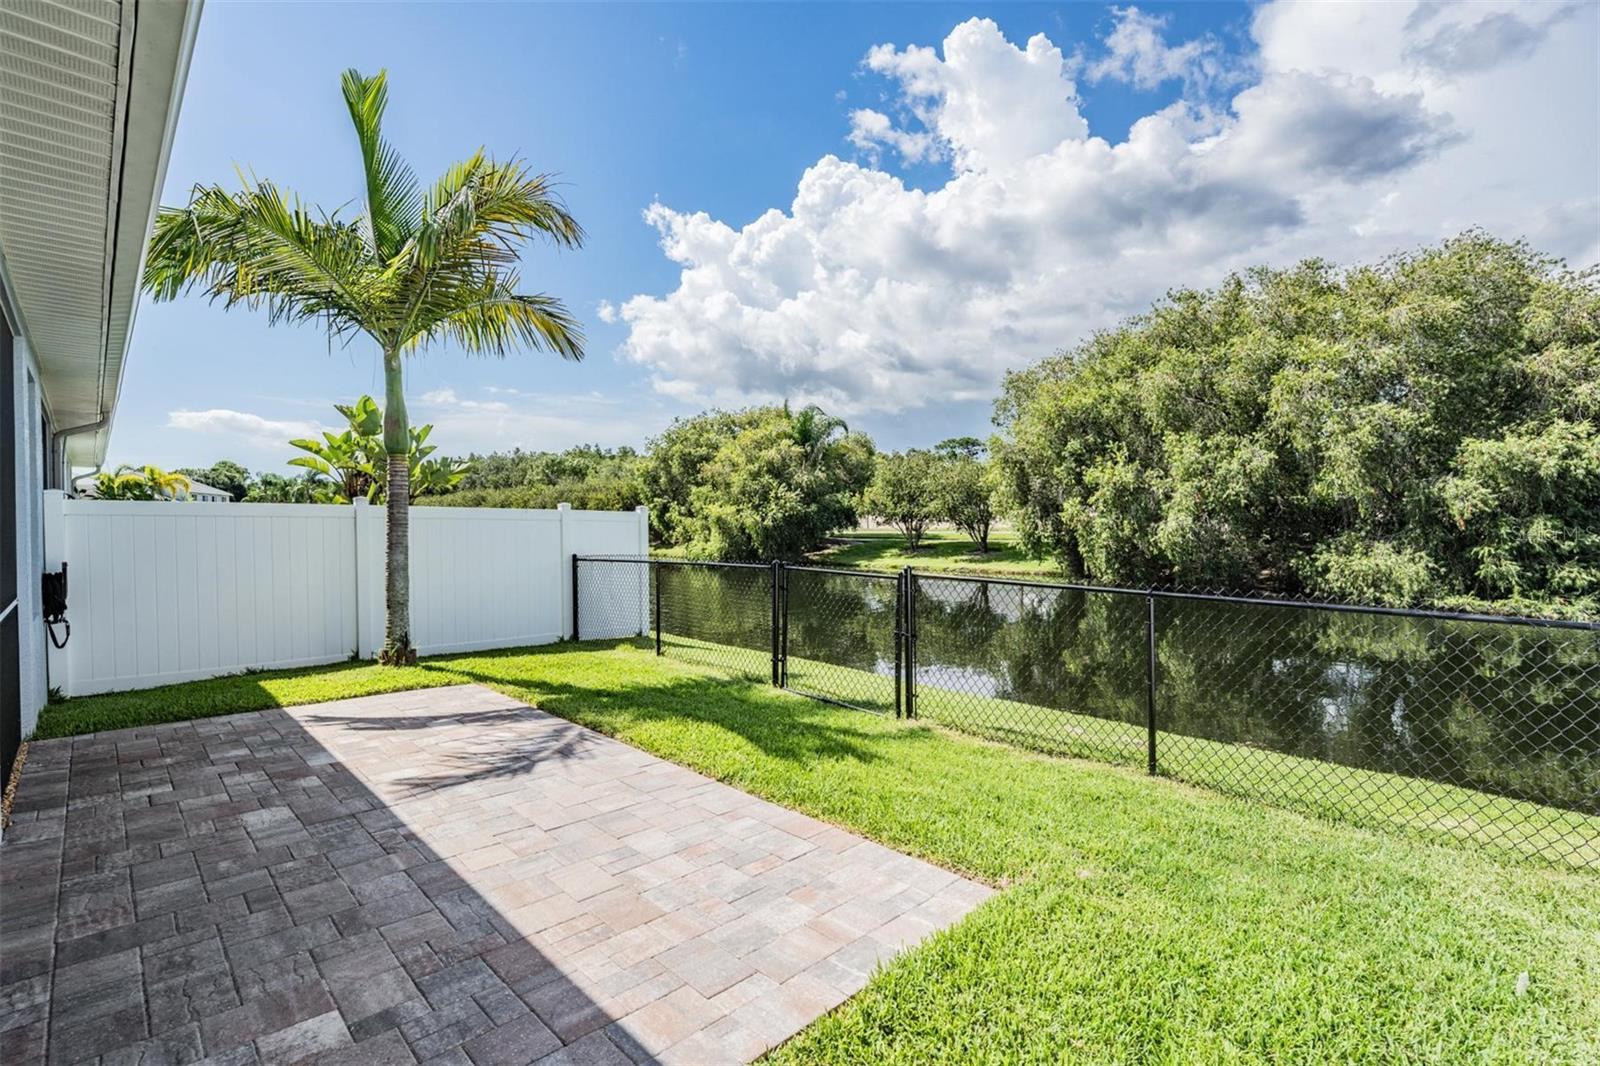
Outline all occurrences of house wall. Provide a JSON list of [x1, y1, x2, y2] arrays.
[[5, 288, 58, 780], [43, 496, 650, 697]]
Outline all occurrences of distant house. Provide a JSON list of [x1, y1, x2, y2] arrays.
[[79, 477, 234, 503], [177, 480, 233, 503]]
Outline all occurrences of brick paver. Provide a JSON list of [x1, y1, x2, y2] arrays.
[[0, 685, 990, 1064]]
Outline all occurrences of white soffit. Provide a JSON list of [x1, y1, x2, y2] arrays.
[[0, 0, 202, 464]]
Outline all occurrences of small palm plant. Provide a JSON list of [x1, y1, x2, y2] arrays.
[[143, 70, 584, 663], [92, 464, 192, 501], [289, 396, 471, 503]]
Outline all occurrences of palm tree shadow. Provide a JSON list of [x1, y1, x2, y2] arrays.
[[399, 649, 925, 784], [297, 705, 601, 794]]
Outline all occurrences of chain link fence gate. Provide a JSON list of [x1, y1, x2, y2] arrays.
[[779, 566, 902, 715], [574, 556, 1600, 869]]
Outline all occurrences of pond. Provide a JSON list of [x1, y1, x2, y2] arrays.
[[650, 563, 1600, 816]]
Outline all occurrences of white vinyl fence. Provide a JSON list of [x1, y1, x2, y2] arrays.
[[42, 491, 648, 696]]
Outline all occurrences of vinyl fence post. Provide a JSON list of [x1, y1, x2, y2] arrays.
[[352, 497, 381, 661], [571, 553, 580, 642], [1145, 592, 1158, 775], [654, 562, 663, 656], [907, 568, 919, 720]]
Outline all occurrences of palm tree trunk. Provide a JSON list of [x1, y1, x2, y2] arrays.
[[380, 349, 414, 665]]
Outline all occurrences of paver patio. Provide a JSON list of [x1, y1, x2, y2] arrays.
[[0, 684, 990, 1065]]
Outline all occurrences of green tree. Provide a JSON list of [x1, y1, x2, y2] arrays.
[[442, 444, 643, 510], [641, 406, 871, 559], [641, 409, 770, 545], [934, 436, 986, 459], [176, 459, 251, 501], [936, 452, 998, 551], [864, 450, 942, 550], [244, 472, 323, 504], [993, 233, 1599, 614], [143, 70, 584, 663], [787, 402, 849, 469]]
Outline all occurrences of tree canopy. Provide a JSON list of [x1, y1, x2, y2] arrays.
[[176, 460, 251, 501], [992, 234, 1599, 615], [863, 450, 943, 550], [425, 445, 643, 511], [642, 406, 873, 560]]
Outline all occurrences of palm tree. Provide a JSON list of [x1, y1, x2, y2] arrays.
[[92, 464, 192, 501], [787, 402, 848, 470], [140, 464, 195, 500], [143, 70, 584, 664]]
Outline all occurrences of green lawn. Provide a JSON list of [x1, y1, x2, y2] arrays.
[[658, 635, 1599, 870], [810, 527, 1060, 575], [37, 642, 1600, 1063], [651, 527, 1063, 576]]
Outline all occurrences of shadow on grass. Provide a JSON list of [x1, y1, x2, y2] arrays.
[[418, 659, 910, 770], [37, 637, 932, 777]]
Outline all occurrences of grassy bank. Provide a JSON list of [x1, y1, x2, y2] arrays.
[[655, 634, 1600, 870], [810, 528, 1058, 575], [651, 528, 1061, 576], [35, 641, 1600, 1063]]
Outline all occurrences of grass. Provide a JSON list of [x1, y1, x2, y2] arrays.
[[657, 635, 1600, 870], [652, 527, 1062, 576], [809, 527, 1058, 575], [37, 642, 1600, 1064], [911, 682, 1600, 870]]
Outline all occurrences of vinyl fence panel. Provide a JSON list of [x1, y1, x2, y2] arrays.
[[43, 493, 648, 696], [408, 507, 565, 656]]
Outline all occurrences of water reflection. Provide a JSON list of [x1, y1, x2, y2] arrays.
[[657, 565, 1598, 815]]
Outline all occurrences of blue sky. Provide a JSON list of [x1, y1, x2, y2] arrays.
[[115, 0, 1597, 474]]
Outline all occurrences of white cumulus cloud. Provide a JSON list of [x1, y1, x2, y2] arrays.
[[166, 408, 322, 443], [610, 2, 1599, 418], [1086, 6, 1232, 93], [857, 18, 1089, 172]]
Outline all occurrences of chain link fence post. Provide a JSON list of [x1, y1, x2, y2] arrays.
[[1145, 592, 1158, 775], [653, 561, 662, 655], [904, 567, 918, 720], [894, 568, 905, 719], [769, 561, 780, 686], [571, 554, 580, 641]]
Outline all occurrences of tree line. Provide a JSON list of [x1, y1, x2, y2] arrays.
[[154, 234, 1594, 615], [991, 233, 1596, 617]]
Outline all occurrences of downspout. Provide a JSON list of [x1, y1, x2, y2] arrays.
[[59, 416, 111, 494]]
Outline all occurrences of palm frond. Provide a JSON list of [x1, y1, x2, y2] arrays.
[[390, 159, 586, 354], [144, 182, 379, 337], [421, 156, 583, 263], [418, 283, 585, 359], [341, 69, 423, 262], [143, 69, 586, 369]]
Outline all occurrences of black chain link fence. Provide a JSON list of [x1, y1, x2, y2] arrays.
[[576, 557, 774, 683], [574, 556, 1600, 869], [781, 566, 901, 715]]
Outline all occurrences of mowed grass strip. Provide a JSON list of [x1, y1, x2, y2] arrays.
[[809, 527, 1058, 575], [630, 634, 1600, 869], [36, 641, 1600, 1063]]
